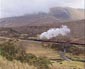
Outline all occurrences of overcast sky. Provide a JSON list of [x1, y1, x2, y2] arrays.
[[0, 0, 84, 18]]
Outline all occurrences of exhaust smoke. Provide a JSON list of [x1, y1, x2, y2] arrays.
[[40, 25, 70, 39]]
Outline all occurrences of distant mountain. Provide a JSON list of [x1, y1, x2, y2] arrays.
[[0, 7, 84, 27], [0, 13, 59, 27], [50, 7, 84, 20]]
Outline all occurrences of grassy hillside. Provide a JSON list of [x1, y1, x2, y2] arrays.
[[0, 19, 85, 44], [0, 55, 84, 69], [0, 37, 85, 69], [11, 19, 85, 43]]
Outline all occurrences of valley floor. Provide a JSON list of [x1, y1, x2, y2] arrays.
[[0, 37, 85, 69]]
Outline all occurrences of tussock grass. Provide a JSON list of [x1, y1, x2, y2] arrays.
[[0, 39, 52, 69], [0, 37, 85, 69]]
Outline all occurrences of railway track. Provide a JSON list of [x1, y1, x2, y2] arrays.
[[23, 38, 85, 46]]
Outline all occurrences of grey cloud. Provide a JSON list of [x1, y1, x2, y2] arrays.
[[0, 0, 84, 18]]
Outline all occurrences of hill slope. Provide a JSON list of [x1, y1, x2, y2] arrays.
[[12, 19, 85, 38], [50, 7, 84, 20], [0, 7, 84, 27], [0, 19, 85, 39]]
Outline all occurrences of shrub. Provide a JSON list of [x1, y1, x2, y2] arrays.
[[0, 39, 52, 69]]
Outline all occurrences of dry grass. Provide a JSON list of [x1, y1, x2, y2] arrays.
[[51, 61, 85, 69], [18, 40, 61, 59], [0, 56, 84, 69], [0, 56, 37, 69], [0, 37, 85, 69]]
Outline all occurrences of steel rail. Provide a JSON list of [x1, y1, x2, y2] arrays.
[[24, 38, 85, 46]]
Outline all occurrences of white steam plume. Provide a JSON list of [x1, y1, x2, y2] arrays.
[[40, 25, 70, 39]]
